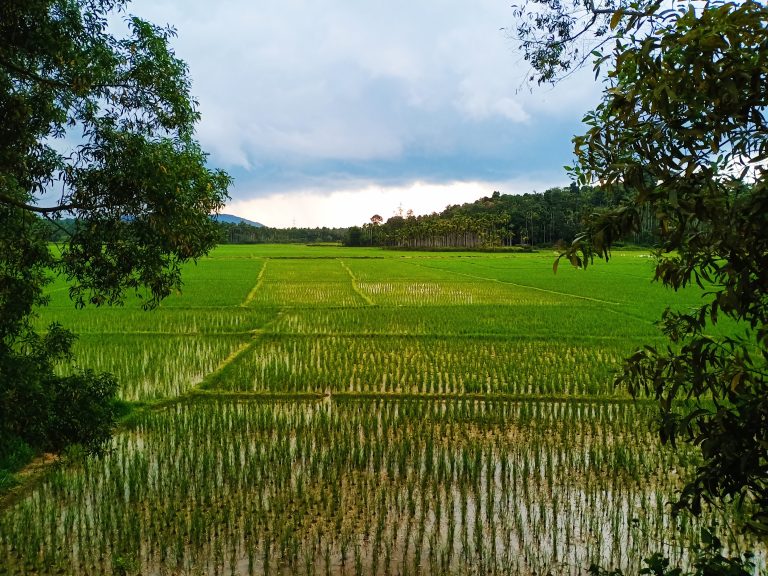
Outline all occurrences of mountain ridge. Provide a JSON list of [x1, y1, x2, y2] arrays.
[[213, 213, 264, 227]]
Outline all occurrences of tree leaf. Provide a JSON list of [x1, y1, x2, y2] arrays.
[[610, 9, 624, 30]]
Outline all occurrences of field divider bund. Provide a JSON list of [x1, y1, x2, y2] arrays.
[[240, 258, 269, 306], [194, 308, 287, 393], [195, 337, 255, 389], [338, 259, 375, 306], [145, 390, 654, 407], [261, 331, 660, 344], [0, 459, 58, 513], [60, 330, 260, 336], [405, 260, 621, 305]]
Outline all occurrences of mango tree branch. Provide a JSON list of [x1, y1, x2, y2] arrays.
[[0, 56, 70, 89], [0, 192, 89, 214]]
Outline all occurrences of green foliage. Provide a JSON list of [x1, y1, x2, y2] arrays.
[[0, 319, 120, 458], [0, 0, 230, 470], [0, 437, 33, 473], [361, 185, 658, 249], [47, 369, 121, 453], [345, 225, 363, 246], [216, 221, 349, 244], [0, 0, 230, 307], [517, 0, 768, 547], [589, 528, 757, 576]]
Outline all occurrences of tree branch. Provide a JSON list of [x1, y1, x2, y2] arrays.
[[590, 8, 647, 17], [0, 56, 174, 108], [43, 213, 74, 239], [0, 192, 84, 214], [0, 55, 71, 90]]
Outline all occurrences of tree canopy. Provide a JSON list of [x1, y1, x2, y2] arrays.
[[0, 0, 230, 471], [517, 0, 767, 544], [352, 185, 656, 249]]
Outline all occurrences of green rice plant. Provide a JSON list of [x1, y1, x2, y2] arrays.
[[416, 254, 704, 320], [272, 303, 661, 340], [1, 398, 760, 576], [9, 245, 759, 576], [212, 333, 633, 398], [246, 259, 367, 308], [42, 256, 266, 311], [53, 333, 249, 401], [34, 306, 275, 335]]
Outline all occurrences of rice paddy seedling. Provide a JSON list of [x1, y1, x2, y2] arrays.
[[7, 245, 762, 575], [35, 307, 274, 336], [214, 334, 631, 397], [56, 334, 249, 401], [247, 259, 367, 308], [271, 304, 661, 340], [2, 399, 762, 575]]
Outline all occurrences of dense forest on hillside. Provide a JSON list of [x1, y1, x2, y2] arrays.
[[349, 185, 658, 249]]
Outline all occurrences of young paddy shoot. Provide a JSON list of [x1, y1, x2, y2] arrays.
[[4, 245, 763, 575]]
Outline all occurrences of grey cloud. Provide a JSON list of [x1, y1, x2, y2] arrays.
[[124, 0, 601, 197]]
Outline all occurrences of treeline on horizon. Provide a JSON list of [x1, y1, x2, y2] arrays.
[[43, 185, 657, 248], [348, 185, 657, 249], [43, 218, 350, 245], [216, 224, 349, 245]]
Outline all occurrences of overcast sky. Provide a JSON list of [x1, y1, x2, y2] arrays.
[[121, 0, 602, 227]]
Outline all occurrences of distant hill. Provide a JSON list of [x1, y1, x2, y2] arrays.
[[213, 213, 264, 227]]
